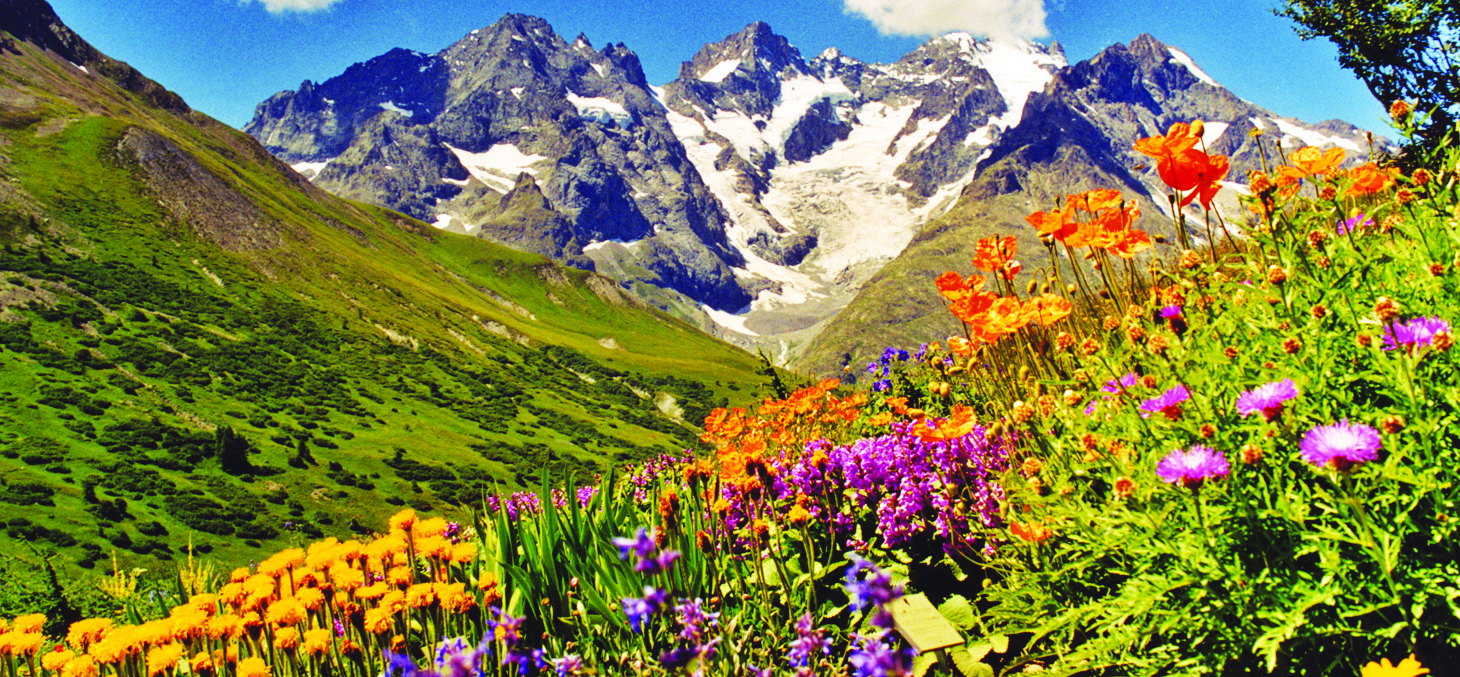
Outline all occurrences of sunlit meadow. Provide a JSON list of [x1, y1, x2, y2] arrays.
[[3, 104, 1457, 676]]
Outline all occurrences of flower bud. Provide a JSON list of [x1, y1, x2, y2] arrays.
[[1179, 250, 1202, 270], [1267, 265, 1288, 285], [1389, 99, 1413, 121], [1374, 297, 1401, 322]]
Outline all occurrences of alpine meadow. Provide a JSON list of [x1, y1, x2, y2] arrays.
[[1, 0, 1457, 675]]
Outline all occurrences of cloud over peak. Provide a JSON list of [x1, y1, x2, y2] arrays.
[[255, 0, 344, 14], [843, 0, 1048, 41]]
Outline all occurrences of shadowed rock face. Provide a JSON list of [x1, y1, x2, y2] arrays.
[[246, 14, 751, 312]]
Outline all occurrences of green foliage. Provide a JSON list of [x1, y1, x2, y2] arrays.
[[1280, 0, 1459, 154]]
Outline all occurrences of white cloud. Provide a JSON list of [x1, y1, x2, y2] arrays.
[[255, 0, 343, 13], [843, 0, 1048, 40]]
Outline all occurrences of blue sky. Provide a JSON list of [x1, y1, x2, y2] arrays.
[[48, 0, 1385, 133]]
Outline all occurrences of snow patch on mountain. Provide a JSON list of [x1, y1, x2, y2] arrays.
[[700, 59, 741, 83], [1273, 118, 1362, 152], [379, 101, 411, 116], [566, 92, 633, 126], [953, 36, 1065, 129], [290, 158, 333, 180], [1168, 47, 1217, 86], [444, 143, 548, 192], [702, 304, 759, 336]]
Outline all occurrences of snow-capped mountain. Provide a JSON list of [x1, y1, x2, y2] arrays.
[[245, 18, 1381, 365]]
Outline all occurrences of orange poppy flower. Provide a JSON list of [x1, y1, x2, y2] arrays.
[[913, 405, 979, 442], [935, 271, 970, 301], [973, 236, 1017, 272], [1277, 146, 1344, 181], [1347, 163, 1399, 196], [1022, 295, 1074, 326], [1106, 228, 1153, 259], [1134, 123, 1200, 162], [1010, 521, 1053, 543], [1025, 207, 1077, 242]]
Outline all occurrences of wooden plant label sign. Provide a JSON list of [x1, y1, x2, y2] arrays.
[[888, 593, 964, 654]]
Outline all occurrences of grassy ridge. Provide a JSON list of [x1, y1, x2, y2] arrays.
[[0, 38, 768, 581]]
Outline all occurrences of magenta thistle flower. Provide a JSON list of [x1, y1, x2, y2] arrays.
[[1382, 316, 1451, 352], [1300, 420, 1382, 472], [1159, 305, 1182, 319], [1139, 385, 1190, 420], [1236, 378, 1299, 421], [1156, 445, 1230, 490]]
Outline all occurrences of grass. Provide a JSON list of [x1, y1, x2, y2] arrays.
[[0, 39, 770, 583]]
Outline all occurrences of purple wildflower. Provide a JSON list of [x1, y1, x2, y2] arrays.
[[1337, 213, 1373, 235], [548, 655, 583, 677], [1156, 445, 1230, 491], [501, 648, 545, 676], [674, 598, 719, 642], [786, 612, 831, 668], [847, 632, 917, 677], [872, 379, 892, 392], [745, 665, 774, 677], [1382, 316, 1451, 352], [1160, 305, 1182, 319], [612, 527, 657, 562], [845, 557, 900, 613], [1086, 372, 1140, 416], [385, 652, 422, 677], [622, 586, 668, 633], [1300, 420, 1382, 471], [1139, 385, 1190, 420], [1236, 378, 1299, 421], [433, 637, 489, 677]]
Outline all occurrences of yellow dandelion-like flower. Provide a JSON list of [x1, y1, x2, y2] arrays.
[[1361, 655, 1429, 677], [355, 582, 389, 600], [404, 583, 436, 609], [258, 549, 306, 578], [218, 582, 247, 609], [44, 648, 77, 672], [164, 612, 202, 643], [145, 642, 185, 677], [264, 597, 307, 627], [294, 587, 325, 612], [413, 535, 451, 560], [8, 633, 43, 656], [413, 518, 447, 538], [305, 538, 342, 569], [329, 562, 365, 591], [203, 615, 245, 641], [229, 568, 251, 584], [448, 542, 477, 564], [273, 627, 300, 651], [388, 509, 418, 532], [12, 614, 45, 634], [363, 607, 395, 636], [386, 566, 413, 586], [62, 654, 98, 677], [66, 618, 115, 650], [378, 590, 406, 614], [336, 540, 364, 561], [185, 594, 219, 616], [189, 652, 214, 676], [301, 628, 332, 657], [237, 656, 271, 677]]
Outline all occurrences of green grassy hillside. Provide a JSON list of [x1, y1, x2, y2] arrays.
[[0, 28, 767, 579]]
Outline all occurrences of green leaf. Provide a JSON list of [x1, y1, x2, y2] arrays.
[[950, 648, 995, 677], [912, 653, 937, 677], [989, 634, 1009, 654], [938, 595, 978, 630]]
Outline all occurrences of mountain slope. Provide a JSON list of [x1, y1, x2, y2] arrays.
[[0, 0, 768, 577]]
